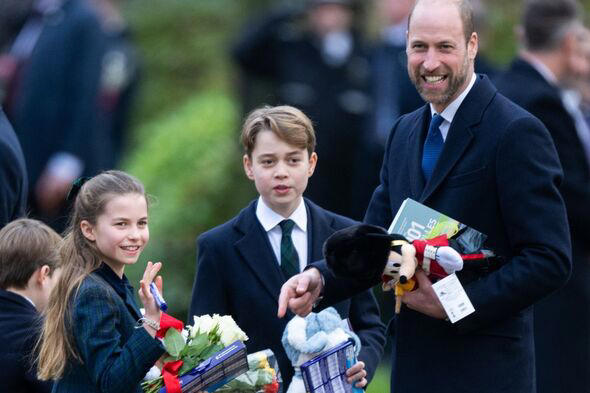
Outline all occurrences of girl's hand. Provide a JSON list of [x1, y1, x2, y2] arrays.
[[346, 360, 367, 388], [139, 261, 163, 332]]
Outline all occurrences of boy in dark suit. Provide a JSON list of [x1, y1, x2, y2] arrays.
[[0, 218, 62, 393], [188, 105, 386, 389]]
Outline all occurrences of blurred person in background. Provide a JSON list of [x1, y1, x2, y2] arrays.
[[495, 1, 590, 392], [0, 108, 28, 228], [369, 0, 423, 148], [90, 0, 140, 168], [8, 0, 138, 232], [232, 0, 373, 221]]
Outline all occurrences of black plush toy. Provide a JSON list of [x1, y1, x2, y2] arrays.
[[323, 224, 497, 313]]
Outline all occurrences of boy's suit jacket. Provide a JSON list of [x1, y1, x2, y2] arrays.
[[0, 289, 52, 393], [316, 75, 571, 393], [188, 198, 386, 387], [496, 58, 590, 393], [53, 269, 164, 393]]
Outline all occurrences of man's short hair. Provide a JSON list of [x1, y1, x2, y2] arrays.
[[408, 0, 475, 44], [241, 105, 316, 157], [522, 0, 582, 51], [0, 219, 62, 290]]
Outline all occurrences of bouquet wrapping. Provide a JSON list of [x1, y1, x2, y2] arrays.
[[142, 314, 249, 393]]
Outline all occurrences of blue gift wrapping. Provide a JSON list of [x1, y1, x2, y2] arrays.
[[300, 339, 363, 393], [159, 341, 248, 393]]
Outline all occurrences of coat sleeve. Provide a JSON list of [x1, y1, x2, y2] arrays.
[[347, 290, 386, 383], [72, 283, 164, 393], [188, 234, 229, 323], [457, 115, 572, 333]]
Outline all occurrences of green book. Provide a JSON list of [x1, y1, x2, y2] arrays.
[[387, 198, 487, 253]]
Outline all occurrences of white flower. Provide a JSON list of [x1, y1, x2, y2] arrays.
[[190, 314, 218, 338], [181, 328, 189, 344], [216, 315, 248, 347]]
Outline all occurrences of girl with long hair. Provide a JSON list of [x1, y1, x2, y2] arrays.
[[37, 170, 166, 392]]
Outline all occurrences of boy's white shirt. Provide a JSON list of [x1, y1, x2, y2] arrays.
[[256, 196, 308, 272]]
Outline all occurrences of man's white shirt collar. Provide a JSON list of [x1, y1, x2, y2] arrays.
[[430, 73, 477, 140], [256, 196, 307, 233]]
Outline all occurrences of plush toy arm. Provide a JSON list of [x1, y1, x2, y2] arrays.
[[434, 246, 464, 274], [398, 243, 417, 284]]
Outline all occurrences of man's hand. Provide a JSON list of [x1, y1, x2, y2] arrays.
[[402, 270, 446, 319], [277, 268, 323, 318]]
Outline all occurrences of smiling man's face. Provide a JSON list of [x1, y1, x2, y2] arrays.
[[406, 0, 478, 113]]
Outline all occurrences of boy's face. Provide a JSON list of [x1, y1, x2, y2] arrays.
[[244, 130, 317, 218]]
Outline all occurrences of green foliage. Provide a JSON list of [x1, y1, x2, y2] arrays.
[[123, 91, 255, 320], [123, 0, 252, 126], [366, 364, 390, 393]]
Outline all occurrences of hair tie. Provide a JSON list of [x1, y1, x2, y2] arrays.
[[66, 176, 91, 202]]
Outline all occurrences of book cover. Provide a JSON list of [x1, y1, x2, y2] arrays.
[[388, 198, 486, 253]]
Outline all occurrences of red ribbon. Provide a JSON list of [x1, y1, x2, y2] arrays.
[[162, 360, 184, 393], [155, 313, 185, 393], [156, 312, 184, 338]]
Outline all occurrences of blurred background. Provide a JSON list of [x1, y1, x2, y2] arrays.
[[2, 0, 590, 391]]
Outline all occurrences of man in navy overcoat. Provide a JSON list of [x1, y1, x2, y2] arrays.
[[278, 1, 572, 392]]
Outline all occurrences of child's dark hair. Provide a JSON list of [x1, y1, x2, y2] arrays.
[[241, 105, 316, 157], [37, 170, 146, 380], [0, 218, 62, 290]]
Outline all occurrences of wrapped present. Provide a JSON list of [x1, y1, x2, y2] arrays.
[[159, 341, 248, 393], [300, 340, 362, 393]]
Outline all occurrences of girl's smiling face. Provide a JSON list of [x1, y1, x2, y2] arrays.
[[81, 193, 149, 277]]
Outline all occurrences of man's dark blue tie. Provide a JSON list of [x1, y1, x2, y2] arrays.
[[422, 113, 445, 181], [280, 219, 299, 280]]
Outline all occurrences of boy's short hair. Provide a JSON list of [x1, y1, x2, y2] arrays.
[[0, 218, 62, 290], [241, 105, 316, 157]]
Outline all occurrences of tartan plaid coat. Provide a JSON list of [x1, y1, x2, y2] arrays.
[[52, 269, 165, 393]]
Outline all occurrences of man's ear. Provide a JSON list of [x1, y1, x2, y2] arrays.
[[80, 220, 96, 241], [468, 32, 479, 61], [308, 152, 318, 177], [243, 154, 254, 180]]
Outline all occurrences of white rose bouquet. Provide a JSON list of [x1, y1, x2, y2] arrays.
[[142, 314, 249, 393]]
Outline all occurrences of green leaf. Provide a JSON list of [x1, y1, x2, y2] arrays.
[[163, 329, 185, 358], [186, 333, 209, 357], [199, 343, 224, 360]]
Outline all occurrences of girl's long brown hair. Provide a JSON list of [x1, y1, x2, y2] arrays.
[[37, 170, 146, 380]]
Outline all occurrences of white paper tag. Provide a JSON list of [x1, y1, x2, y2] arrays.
[[432, 273, 475, 323]]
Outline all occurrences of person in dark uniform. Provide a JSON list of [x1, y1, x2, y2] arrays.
[[0, 108, 27, 228]]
